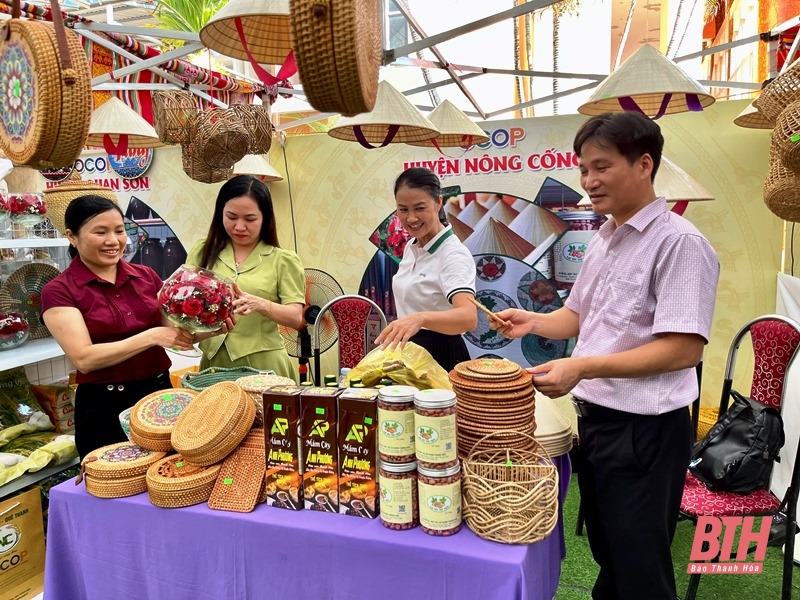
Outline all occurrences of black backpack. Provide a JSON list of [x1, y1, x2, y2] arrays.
[[689, 390, 785, 494]]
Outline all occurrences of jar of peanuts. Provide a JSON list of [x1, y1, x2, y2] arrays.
[[413, 388, 457, 469], [379, 460, 418, 530], [417, 462, 462, 536], [378, 385, 418, 464], [551, 209, 606, 292]]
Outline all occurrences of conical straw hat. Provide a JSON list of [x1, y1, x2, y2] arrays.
[[85, 97, 163, 150], [734, 101, 773, 129], [449, 214, 473, 242], [655, 157, 713, 202], [483, 200, 519, 226], [328, 81, 440, 147], [200, 0, 291, 65], [457, 199, 489, 228], [406, 100, 490, 148], [578, 44, 715, 118], [233, 154, 284, 182], [464, 218, 535, 260]]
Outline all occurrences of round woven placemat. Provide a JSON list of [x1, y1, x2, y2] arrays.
[[456, 358, 522, 378], [450, 371, 533, 392], [171, 382, 256, 466], [0, 262, 60, 340], [83, 441, 167, 480]]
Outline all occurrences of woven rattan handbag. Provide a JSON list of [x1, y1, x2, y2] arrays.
[[146, 454, 222, 508], [290, 0, 381, 116], [152, 90, 197, 145], [462, 431, 559, 545], [755, 60, 800, 125], [0, 0, 91, 168], [41, 171, 118, 234], [79, 442, 167, 499], [774, 100, 800, 173]]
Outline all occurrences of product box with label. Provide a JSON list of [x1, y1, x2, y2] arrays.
[[263, 386, 305, 510], [300, 386, 340, 512], [337, 388, 379, 518]]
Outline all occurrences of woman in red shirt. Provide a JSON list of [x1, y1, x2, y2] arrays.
[[42, 196, 199, 459]]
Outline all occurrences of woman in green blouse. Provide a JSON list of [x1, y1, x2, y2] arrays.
[[187, 175, 305, 380]]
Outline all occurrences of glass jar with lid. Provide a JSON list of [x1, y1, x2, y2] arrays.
[[379, 460, 418, 530], [377, 385, 418, 463], [417, 462, 462, 536], [551, 209, 606, 291], [413, 388, 457, 469]]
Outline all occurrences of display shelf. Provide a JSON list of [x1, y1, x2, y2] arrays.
[[0, 338, 65, 372], [0, 238, 70, 249], [0, 457, 80, 499]]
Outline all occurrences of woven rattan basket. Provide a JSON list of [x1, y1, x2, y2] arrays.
[[231, 104, 273, 155], [171, 381, 256, 466], [290, 0, 381, 116], [765, 144, 800, 223], [192, 108, 249, 169], [235, 373, 294, 426], [208, 429, 266, 513], [181, 143, 233, 184], [0, 0, 92, 169], [182, 366, 265, 391], [774, 100, 800, 173], [462, 431, 559, 545], [755, 60, 800, 125], [41, 172, 118, 234], [129, 388, 197, 452], [146, 453, 222, 508], [80, 441, 167, 499], [152, 90, 198, 144]]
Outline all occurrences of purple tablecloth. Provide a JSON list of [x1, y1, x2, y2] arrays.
[[44, 455, 570, 600]]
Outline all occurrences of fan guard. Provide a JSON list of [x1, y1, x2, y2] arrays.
[[279, 268, 343, 358]]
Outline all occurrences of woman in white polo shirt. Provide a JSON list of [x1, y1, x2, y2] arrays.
[[375, 167, 478, 371]]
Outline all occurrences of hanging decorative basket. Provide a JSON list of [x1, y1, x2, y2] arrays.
[[181, 143, 233, 184], [290, 0, 382, 116], [774, 100, 800, 173], [41, 171, 118, 234], [0, 0, 92, 168], [152, 90, 198, 145], [764, 144, 800, 223], [191, 108, 249, 169], [462, 431, 559, 545], [231, 104, 274, 154], [755, 60, 800, 125]]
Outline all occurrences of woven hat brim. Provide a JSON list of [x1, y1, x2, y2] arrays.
[[407, 100, 490, 148], [655, 157, 714, 202], [201, 11, 292, 65], [734, 103, 773, 129], [233, 154, 284, 182], [578, 44, 715, 117], [328, 81, 440, 144], [87, 98, 163, 148]]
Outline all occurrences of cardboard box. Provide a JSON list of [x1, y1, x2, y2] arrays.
[[300, 387, 341, 512], [337, 388, 379, 518], [263, 386, 305, 510], [0, 487, 45, 600]]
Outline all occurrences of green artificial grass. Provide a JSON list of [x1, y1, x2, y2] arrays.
[[555, 474, 800, 599]]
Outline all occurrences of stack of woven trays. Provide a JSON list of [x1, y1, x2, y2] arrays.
[[129, 388, 197, 452], [449, 358, 536, 459], [533, 394, 573, 458], [146, 454, 222, 508], [235, 374, 296, 427], [171, 381, 256, 466], [81, 442, 166, 499]]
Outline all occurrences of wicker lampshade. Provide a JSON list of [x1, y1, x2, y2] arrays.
[[734, 101, 773, 130], [85, 97, 163, 151], [232, 154, 284, 182], [578, 44, 715, 118], [200, 0, 292, 65], [406, 100, 490, 148], [328, 81, 440, 148]]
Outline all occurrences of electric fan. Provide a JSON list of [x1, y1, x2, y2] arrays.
[[279, 268, 343, 382]]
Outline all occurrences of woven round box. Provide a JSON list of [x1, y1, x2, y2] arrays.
[[290, 0, 381, 116], [235, 373, 295, 426], [81, 441, 167, 499], [462, 431, 558, 545], [146, 454, 222, 508], [152, 90, 197, 145], [0, 2, 91, 169], [41, 172, 118, 234], [192, 108, 249, 169], [171, 381, 256, 466], [129, 388, 197, 452]]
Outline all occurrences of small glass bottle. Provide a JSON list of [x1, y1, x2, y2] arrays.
[[338, 367, 351, 388], [379, 460, 418, 530], [417, 462, 462, 536]]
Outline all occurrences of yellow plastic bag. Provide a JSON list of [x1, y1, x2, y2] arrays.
[[347, 342, 452, 390]]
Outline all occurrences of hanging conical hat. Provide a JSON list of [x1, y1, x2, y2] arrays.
[[655, 157, 713, 202], [233, 154, 284, 182], [464, 218, 535, 260], [405, 99, 489, 148], [483, 200, 519, 226], [200, 0, 291, 65], [457, 199, 489, 228], [327, 81, 440, 147], [734, 101, 772, 129], [85, 97, 163, 151], [509, 203, 568, 247], [578, 44, 715, 118], [449, 214, 473, 242]]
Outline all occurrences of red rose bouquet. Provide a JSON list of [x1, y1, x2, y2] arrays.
[[0, 192, 10, 217], [158, 265, 234, 333], [0, 312, 29, 350], [8, 193, 46, 227]]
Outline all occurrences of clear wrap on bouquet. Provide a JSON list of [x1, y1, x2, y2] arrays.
[[158, 265, 234, 334]]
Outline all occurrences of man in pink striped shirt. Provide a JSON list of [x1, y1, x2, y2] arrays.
[[494, 111, 719, 600]]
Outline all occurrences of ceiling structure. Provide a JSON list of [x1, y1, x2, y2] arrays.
[[8, 0, 800, 127]]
